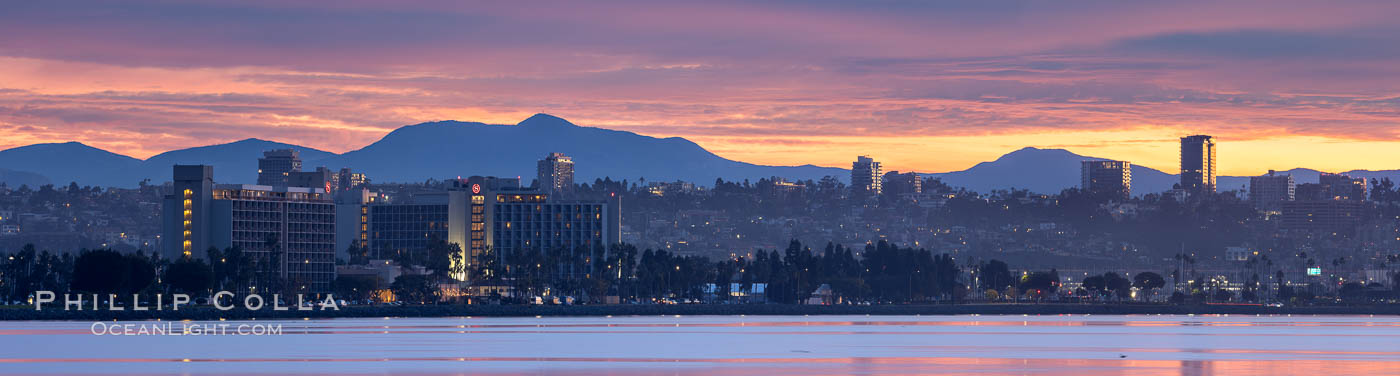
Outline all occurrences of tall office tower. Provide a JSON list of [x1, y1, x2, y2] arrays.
[[167, 165, 215, 258], [257, 149, 302, 187], [1249, 170, 1295, 210], [537, 152, 575, 195], [1179, 135, 1216, 194], [1080, 160, 1132, 200], [163, 165, 336, 293], [850, 156, 882, 202], [881, 171, 922, 198]]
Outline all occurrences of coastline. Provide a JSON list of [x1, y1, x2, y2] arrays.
[[3, 303, 1398, 321]]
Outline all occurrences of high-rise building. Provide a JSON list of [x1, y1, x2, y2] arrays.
[[537, 153, 574, 195], [850, 156, 882, 202], [1179, 135, 1216, 194], [882, 171, 921, 198], [167, 165, 214, 258], [1081, 160, 1132, 199], [1249, 170, 1294, 210], [257, 149, 302, 187], [163, 165, 336, 294]]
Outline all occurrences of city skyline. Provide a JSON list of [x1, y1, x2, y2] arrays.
[[3, 1, 1400, 176]]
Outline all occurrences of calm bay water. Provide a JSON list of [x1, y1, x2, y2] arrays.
[[1, 314, 1398, 375]]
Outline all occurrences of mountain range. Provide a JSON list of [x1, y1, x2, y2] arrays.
[[2, 113, 1397, 195], [926, 147, 1400, 195], [315, 114, 845, 185], [927, 147, 1236, 196], [0, 114, 844, 188]]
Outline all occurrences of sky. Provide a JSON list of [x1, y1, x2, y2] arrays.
[[2, 1, 1400, 175]]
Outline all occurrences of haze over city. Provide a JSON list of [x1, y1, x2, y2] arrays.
[[4, 1, 1400, 175]]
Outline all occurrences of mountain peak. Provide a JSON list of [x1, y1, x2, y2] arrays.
[[518, 113, 576, 128], [0, 140, 140, 186], [996, 147, 1085, 162], [25, 141, 90, 149], [3, 141, 130, 157], [323, 113, 844, 185]]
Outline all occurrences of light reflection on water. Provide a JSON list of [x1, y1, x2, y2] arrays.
[[0, 314, 1397, 375]]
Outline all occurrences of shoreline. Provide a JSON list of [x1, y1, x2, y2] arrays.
[[3, 303, 1399, 321]]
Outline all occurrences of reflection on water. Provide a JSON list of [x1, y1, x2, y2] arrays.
[[0, 315, 1397, 375]]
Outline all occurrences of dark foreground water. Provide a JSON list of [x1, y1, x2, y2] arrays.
[[1, 314, 1397, 375]]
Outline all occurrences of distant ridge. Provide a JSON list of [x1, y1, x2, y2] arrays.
[[3, 117, 1400, 194], [0, 114, 844, 187], [0, 167, 50, 188], [929, 147, 1176, 196], [926, 147, 1400, 196], [318, 114, 846, 185], [139, 138, 336, 184], [0, 142, 139, 186]]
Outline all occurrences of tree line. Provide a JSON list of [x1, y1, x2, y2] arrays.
[[5, 239, 1396, 306], [458, 239, 967, 304]]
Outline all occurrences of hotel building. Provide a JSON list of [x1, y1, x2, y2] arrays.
[[163, 165, 336, 293], [338, 176, 620, 282]]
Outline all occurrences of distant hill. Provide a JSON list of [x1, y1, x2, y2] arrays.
[[1292, 168, 1400, 185], [0, 168, 50, 188], [318, 114, 846, 185], [927, 147, 1180, 196], [0, 114, 844, 187], [922, 147, 1400, 196], [139, 138, 336, 184], [0, 142, 140, 186]]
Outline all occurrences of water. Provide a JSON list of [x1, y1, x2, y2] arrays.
[[1, 314, 1398, 375]]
